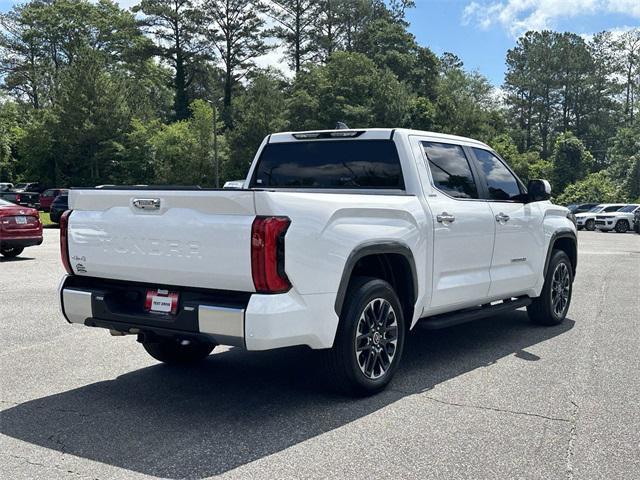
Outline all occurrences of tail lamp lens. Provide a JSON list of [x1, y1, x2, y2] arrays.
[[60, 210, 73, 274], [251, 216, 291, 293]]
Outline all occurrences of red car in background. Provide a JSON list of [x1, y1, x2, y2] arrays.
[[0, 199, 43, 258], [39, 188, 68, 212]]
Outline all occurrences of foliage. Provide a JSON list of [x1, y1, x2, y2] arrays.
[[555, 171, 622, 205], [0, 0, 637, 202], [288, 51, 411, 129], [551, 132, 594, 192]]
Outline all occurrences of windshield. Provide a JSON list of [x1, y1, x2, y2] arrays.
[[619, 205, 639, 213], [14, 183, 27, 188], [588, 205, 605, 212]]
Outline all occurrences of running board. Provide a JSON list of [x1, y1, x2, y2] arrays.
[[418, 297, 532, 330]]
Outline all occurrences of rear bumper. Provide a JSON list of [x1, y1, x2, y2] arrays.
[[58, 275, 338, 350], [0, 236, 43, 248]]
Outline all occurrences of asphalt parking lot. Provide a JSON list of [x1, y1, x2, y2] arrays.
[[1, 228, 639, 479]]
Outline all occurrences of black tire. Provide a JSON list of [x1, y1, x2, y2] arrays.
[[585, 219, 596, 231], [614, 220, 629, 233], [142, 338, 216, 364], [323, 277, 406, 396], [0, 247, 24, 258], [527, 250, 573, 326]]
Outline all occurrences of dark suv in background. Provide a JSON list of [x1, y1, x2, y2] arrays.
[[49, 193, 69, 223]]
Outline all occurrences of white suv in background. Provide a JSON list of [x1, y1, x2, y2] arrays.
[[575, 204, 625, 231], [595, 204, 640, 233]]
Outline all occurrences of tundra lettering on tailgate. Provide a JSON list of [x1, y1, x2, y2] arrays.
[[91, 234, 202, 259]]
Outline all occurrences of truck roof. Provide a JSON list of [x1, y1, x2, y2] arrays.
[[269, 128, 492, 149]]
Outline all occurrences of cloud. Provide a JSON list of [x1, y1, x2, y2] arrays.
[[462, 0, 640, 37]]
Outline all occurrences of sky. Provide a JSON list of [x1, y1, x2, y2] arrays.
[[1, 0, 639, 86]]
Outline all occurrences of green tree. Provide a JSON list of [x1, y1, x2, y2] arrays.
[[51, 50, 132, 185], [267, 0, 317, 72], [551, 132, 594, 193], [204, 0, 270, 126], [135, 0, 208, 120], [227, 71, 288, 181], [555, 171, 621, 205], [288, 51, 411, 129], [606, 125, 640, 200], [433, 55, 501, 141]]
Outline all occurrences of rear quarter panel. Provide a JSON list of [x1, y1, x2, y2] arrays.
[[254, 191, 429, 320]]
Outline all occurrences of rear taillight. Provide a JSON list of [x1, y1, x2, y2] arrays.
[[251, 216, 291, 293], [15, 194, 21, 203], [60, 210, 73, 274]]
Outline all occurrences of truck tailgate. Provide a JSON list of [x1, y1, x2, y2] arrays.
[[67, 189, 256, 292]]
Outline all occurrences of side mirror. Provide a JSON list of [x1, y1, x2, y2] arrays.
[[527, 179, 551, 202]]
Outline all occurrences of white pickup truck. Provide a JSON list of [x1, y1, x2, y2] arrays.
[[59, 128, 577, 395]]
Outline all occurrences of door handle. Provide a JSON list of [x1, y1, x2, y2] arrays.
[[436, 212, 456, 223], [495, 212, 510, 223]]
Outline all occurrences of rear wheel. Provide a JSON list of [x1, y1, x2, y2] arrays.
[[615, 220, 629, 233], [323, 277, 406, 396], [528, 250, 573, 326], [142, 338, 216, 364], [585, 219, 596, 231], [0, 247, 24, 258]]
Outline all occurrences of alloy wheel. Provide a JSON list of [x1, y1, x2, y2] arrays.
[[551, 262, 570, 318], [354, 298, 399, 380]]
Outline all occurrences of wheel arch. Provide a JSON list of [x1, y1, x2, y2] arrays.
[[544, 230, 577, 276], [334, 242, 418, 324]]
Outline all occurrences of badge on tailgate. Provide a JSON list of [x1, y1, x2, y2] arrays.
[[145, 289, 179, 315], [133, 198, 160, 210]]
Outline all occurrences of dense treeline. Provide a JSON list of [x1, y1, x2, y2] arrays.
[[0, 0, 638, 203]]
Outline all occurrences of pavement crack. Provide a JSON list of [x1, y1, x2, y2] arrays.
[[415, 393, 572, 423], [1, 452, 99, 479], [565, 400, 579, 480]]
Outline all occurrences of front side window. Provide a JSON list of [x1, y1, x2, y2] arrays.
[[422, 142, 479, 199], [251, 140, 404, 189], [472, 148, 522, 201]]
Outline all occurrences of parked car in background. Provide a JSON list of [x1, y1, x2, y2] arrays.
[[39, 188, 68, 212], [0, 190, 41, 208], [575, 204, 625, 230], [0, 183, 14, 192], [596, 204, 640, 233], [634, 210, 640, 234], [0, 198, 43, 258], [567, 203, 599, 214], [49, 192, 69, 223], [12, 182, 46, 193]]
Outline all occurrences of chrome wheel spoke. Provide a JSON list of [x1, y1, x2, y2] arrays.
[[355, 298, 398, 380]]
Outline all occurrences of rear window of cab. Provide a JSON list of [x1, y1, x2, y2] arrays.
[[250, 140, 405, 190]]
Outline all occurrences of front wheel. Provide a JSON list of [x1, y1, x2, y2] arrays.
[[0, 247, 24, 258], [323, 277, 406, 396], [585, 219, 596, 231], [142, 338, 216, 364], [528, 250, 573, 326], [615, 220, 629, 233]]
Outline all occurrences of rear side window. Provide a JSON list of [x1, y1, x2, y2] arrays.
[[250, 140, 404, 189], [422, 142, 478, 199], [472, 148, 523, 201], [603, 205, 622, 212]]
